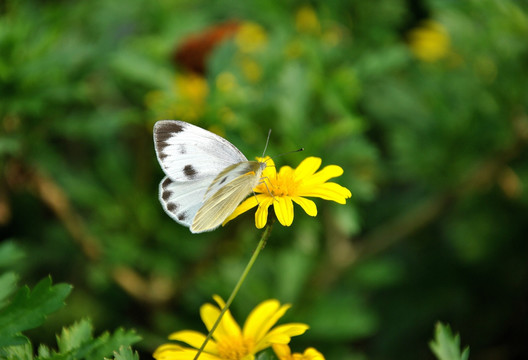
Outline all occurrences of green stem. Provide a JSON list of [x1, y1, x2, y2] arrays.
[[193, 219, 274, 360]]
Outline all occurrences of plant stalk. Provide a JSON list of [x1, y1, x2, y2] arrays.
[[193, 219, 274, 359]]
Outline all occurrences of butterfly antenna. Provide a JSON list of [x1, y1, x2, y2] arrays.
[[262, 148, 304, 166], [276, 148, 304, 157], [261, 129, 272, 158]]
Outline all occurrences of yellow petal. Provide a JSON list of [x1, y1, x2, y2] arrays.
[[274, 197, 294, 226], [278, 165, 295, 178], [259, 156, 277, 178], [211, 297, 242, 339], [255, 197, 273, 228], [302, 347, 325, 360], [294, 157, 322, 178], [200, 302, 241, 341], [272, 344, 292, 359], [212, 294, 226, 308], [301, 165, 344, 185], [267, 323, 310, 338], [153, 344, 219, 360], [255, 323, 309, 352], [243, 300, 290, 341], [168, 330, 217, 354], [298, 182, 351, 203], [153, 343, 185, 360], [292, 197, 317, 216]]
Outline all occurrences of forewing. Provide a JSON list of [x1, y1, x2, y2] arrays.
[[191, 171, 261, 233], [154, 120, 248, 181], [159, 176, 213, 228]]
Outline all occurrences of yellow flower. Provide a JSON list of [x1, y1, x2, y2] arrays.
[[153, 295, 309, 360], [273, 344, 325, 360], [224, 157, 352, 229], [408, 20, 450, 62], [146, 73, 209, 122], [295, 5, 321, 35], [235, 22, 268, 53], [173, 73, 209, 104]]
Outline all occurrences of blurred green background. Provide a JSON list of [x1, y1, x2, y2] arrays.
[[1, 0, 528, 359]]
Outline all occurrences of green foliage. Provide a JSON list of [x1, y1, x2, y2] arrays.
[[0, 319, 140, 360], [0, 277, 140, 360], [110, 347, 140, 360], [430, 323, 470, 360], [0, 277, 71, 347], [36, 319, 140, 360], [0, 244, 140, 359], [255, 350, 275, 360]]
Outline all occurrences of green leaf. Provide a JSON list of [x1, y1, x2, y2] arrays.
[[37, 344, 52, 358], [0, 277, 72, 347], [255, 349, 277, 360], [82, 328, 141, 360], [0, 241, 24, 268], [36, 319, 141, 360], [56, 319, 93, 353], [0, 272, 18, 308], [0, 342, 34, 360], [430, 322, 470, 360], [109, 346, 140, 360]]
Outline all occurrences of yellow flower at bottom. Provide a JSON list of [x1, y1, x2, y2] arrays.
[[153, 295, 309, 360], [273, 344, 325, 360], [224, 157, 352, 229]]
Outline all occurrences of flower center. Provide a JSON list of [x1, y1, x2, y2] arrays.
[[269, 173, 297, 197], [216, 336, 254, 360]]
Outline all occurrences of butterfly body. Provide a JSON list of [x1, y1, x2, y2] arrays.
[[154, 120, 266, 233]]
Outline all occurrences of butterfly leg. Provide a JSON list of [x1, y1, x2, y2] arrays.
[[258, 176, 276, 201]]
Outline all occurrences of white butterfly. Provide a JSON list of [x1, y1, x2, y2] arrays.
[[153, 120, 267, 233]]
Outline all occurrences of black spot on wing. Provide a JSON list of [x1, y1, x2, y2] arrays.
[[162, 190, 172, 201], [183, 165, 197, 179], [219, 176, 227, 185], [167, 203, 178, 212], [178, 212, 187, 221], [162, 177, 172, 188]]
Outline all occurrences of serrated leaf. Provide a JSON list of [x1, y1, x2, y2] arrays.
[[77, 328, 141, 360], [56, 319, 93, 353], [0, 277, 72, 347], [108, 346, 139, 360], [0, 342, 34, 360], [430, 322, 470, 360], [37, 344, 52, 358], [36, 321, 141, 360]]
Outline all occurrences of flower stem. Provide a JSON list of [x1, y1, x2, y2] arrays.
[[193, 219, 275, 360]]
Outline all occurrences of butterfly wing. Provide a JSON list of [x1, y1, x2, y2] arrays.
[[159, 176, 211, 228], [154, 120, 248, 182], [191, 161, 264, 233]]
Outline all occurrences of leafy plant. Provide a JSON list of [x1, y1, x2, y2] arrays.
[[0, 245, 140, 359], [430, 323, 470, 360]]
